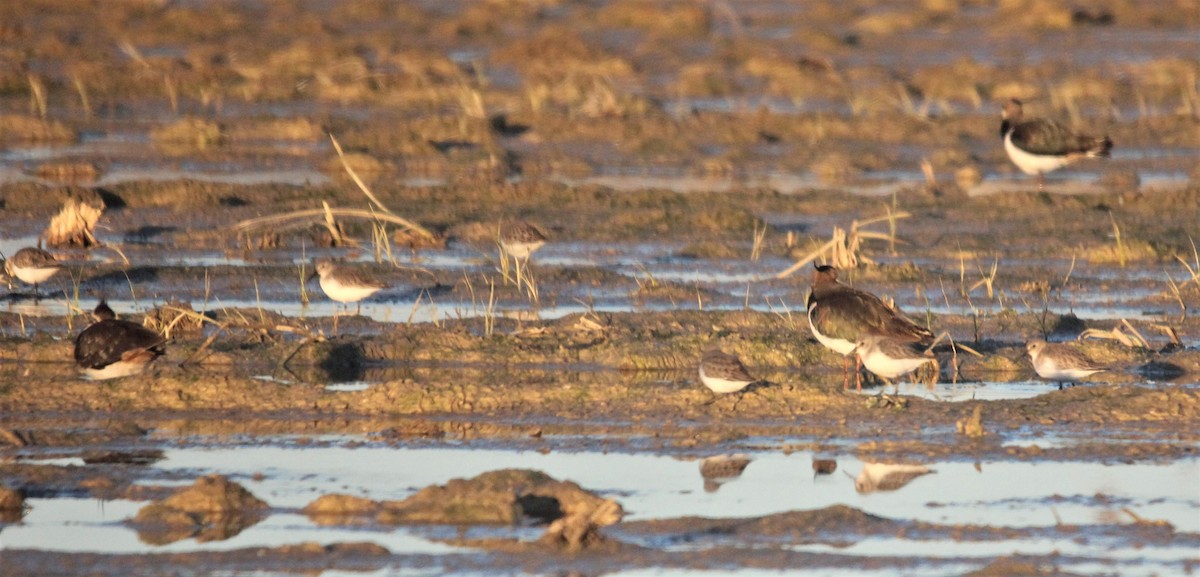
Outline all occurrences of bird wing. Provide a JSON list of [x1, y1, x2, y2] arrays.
[[814, 290, 932, 343], [1011, 119, 1108, 156], [345, 269, 389, 290], [1054, 345, 1109, 372], [876, 337, 933, 359], [75, 321, 166, 369]]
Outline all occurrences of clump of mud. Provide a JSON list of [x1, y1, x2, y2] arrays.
[[130, 474, 268, 545], [0, 484, 25, 523], [306, 468, 624, 550]]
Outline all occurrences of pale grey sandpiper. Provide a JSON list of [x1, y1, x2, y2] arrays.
[[309, 260, 388, 316], [499, 221, 548, 261], [853, 333, 938, 388], [806, 264, 933, 390], [698, 349, 758, 395], [1001, 98, 1112, 191], [1025, 338, 1109, 386], [4, 247, 62, 296], [74, 300, 167, 380]]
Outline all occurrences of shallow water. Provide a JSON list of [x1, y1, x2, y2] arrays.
[[4, 440, 1196, 576]]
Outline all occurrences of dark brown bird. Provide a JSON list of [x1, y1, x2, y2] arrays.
[[74, 301, 167, 380], [1001, 98, 1112, 191], [806, 264, 933, 390]]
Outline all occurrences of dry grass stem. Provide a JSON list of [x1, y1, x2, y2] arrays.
[[46, 198, 103, 248], [1109, 211, 1127, 268], [776, 210, 910, 278], [1080, 321, 1150, 349], [329, 134, 436, 242], [750, 221, 767, 262], [27, 74, 47, 119]]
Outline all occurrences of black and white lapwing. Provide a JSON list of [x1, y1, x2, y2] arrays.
[[1001, 98, 1113, 191], [74, 301, 167, 380], [806, 264, 933, 390]]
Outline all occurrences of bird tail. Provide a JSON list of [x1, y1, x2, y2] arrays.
[[1087, 136, 1113, 158]]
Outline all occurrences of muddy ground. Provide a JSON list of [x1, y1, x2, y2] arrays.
[[1, 1, 1199, 576]]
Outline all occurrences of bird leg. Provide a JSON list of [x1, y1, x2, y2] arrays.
[[855, 354, 863, 391], [842, 356, 851, 390], [1037, 172, 1046, 192]]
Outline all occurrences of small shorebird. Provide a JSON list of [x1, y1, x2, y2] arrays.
[[699, 454, 752, 493], [698, 349, 759, 395], [853, 462, 933, 494], [499, 221, 547, 291], [74, 301, 167, 380], [309, 260, 387, 315], [1001, 98, 1112, 191], [1025, 338, 1109, 386], [499, 221, 548, 261], [806, 264, 933, 390], [4, 247, 62, 295], [854, 334, 938, 388]]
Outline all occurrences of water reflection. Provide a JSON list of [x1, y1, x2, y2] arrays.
[[1, 445, 1195, 565], [698, 454, 752, 493], [852, 462, 934, 494], [811, 458, 838, 477], [133, 509, 264, 546]]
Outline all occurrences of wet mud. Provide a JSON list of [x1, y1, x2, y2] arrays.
[[2, 0, 1200, 575]]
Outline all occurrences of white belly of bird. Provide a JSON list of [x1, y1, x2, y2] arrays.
[[1032, 357, 1098, 381], [83, 360, 148, 381], [320, 277, 381, 303], [699, 366, 752, 394], [860, 350, 932, 380], [502, 240, 544, 260], [808, 309, 856, 356], [12, 266, 59, 284], [1005, 132, 1072, 175]]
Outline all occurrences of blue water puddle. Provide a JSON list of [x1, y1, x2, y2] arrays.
[[853, 380, 1058, 402], [2, 498, 455, 555]]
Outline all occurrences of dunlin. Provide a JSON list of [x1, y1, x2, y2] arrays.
[[499, 221, 548, 261], [698, 349, 758, 394], [1025, 338, 1109, 385], [74, 300, 167, 380], [806, 264, 933, 389], [854, 334, 938, 387], [309, 260, 387, 315], [1001, 99, 1112, 191], [4, 247, 62, 295]]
